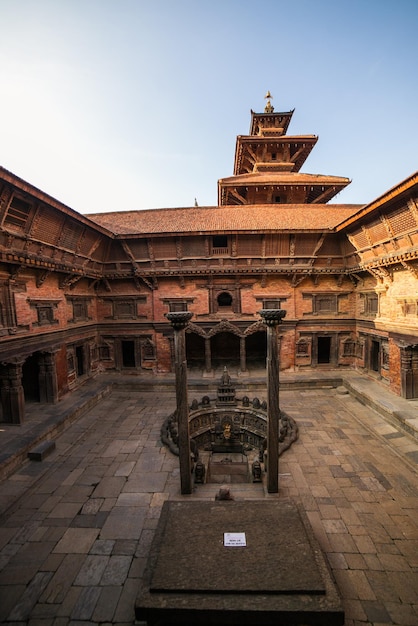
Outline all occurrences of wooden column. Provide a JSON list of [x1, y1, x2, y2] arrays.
[[1, 361, 26, 424], [240, 336, 247, 374], [259, 309, 286, 493], [39, 351, 59, 404], [204, 337, 212, 374], [166, 311, 193, 494]]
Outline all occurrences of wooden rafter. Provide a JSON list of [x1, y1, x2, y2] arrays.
[[229, 189, 247, 204]]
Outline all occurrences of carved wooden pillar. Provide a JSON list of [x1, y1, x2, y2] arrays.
[[204, 337, 212, 374], [240, 336, 247, 373], [166, 311, 193, 495], [39, 351, 59, 403], [259, 309, 286, 493], [0, 361, 25, 424], [400, 345, 418, 399], [412, 348, 418, 399]]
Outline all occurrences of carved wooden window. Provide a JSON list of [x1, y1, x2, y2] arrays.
[[73, 301, 87, 320], [28, 299, 59, 326], [169, 301, 188, 312], [67, 352, 75, 372], [99, 345, 111, 360], [4, 196, 32, 231], [67, 297, 90, 323], [114, 300, 135, 318], [163, 298, 193, 312], [102, 297, 146, 319], [262, 299, 282, 309], [400, 300, 418, 317], [90, 344, 98, 361], [315, 296, 336, 313], [360, 292, 378, 316], [342, 339, 356, 357], [296, 341, 309, 355], [356, 339, 365, 359]]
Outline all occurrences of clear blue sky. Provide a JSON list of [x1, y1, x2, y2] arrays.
[[0, 0, 417, 213]]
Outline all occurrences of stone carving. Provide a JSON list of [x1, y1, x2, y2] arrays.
[[252, 459, 262, 482], [194, 460, 206, 483], [215, 486, 234, 500]]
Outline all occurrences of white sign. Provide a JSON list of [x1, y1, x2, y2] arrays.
[[224, 532, 246, 547]]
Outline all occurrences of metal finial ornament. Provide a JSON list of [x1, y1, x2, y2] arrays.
[[264, 91, 274, 113]]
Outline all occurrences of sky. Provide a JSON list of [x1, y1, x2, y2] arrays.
[[0, 0, 417, 214]]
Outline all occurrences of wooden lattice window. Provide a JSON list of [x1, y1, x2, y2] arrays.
[[342, 339, 356, 357], [388, 206, 416, 234], [360, 292, 378, 316], [60, 221, 83, 250]]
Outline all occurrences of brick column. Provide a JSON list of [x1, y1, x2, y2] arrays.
[[166, 311, 193, 494], [259, 309, 286, 493]]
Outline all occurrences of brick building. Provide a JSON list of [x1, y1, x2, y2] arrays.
[[0, 97, 417, 424]]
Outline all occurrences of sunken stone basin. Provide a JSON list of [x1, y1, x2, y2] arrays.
[[160, 368, 299, 483]]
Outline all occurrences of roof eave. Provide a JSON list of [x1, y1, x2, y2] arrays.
[[335, 171, 418, 231]]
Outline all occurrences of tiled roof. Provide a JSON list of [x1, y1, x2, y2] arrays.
[[218, 172, 351, 186], [86, 204, 363, 236]]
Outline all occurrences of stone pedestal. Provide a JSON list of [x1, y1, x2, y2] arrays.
[[135, 500, 344, 626]]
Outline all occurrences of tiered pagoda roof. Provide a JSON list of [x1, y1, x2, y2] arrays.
[[218, 93, 351, 206]]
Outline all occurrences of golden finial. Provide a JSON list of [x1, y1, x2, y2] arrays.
[[264, 91, 274, 113]]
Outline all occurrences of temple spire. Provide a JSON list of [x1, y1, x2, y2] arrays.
[[264, 91, 274, 113]]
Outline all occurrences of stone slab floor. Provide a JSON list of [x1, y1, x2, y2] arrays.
[[0, 386, 417, 625]]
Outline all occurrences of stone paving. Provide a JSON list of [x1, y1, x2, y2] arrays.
[[0, 381, 417, 625]]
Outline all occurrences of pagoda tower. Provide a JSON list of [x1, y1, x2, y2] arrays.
[[218, 92, 350, 206]]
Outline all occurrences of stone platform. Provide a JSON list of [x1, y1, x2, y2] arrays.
[[135, 500, 344, 626]]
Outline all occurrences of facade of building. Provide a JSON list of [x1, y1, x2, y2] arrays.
[[0, 98, 417, 424]]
